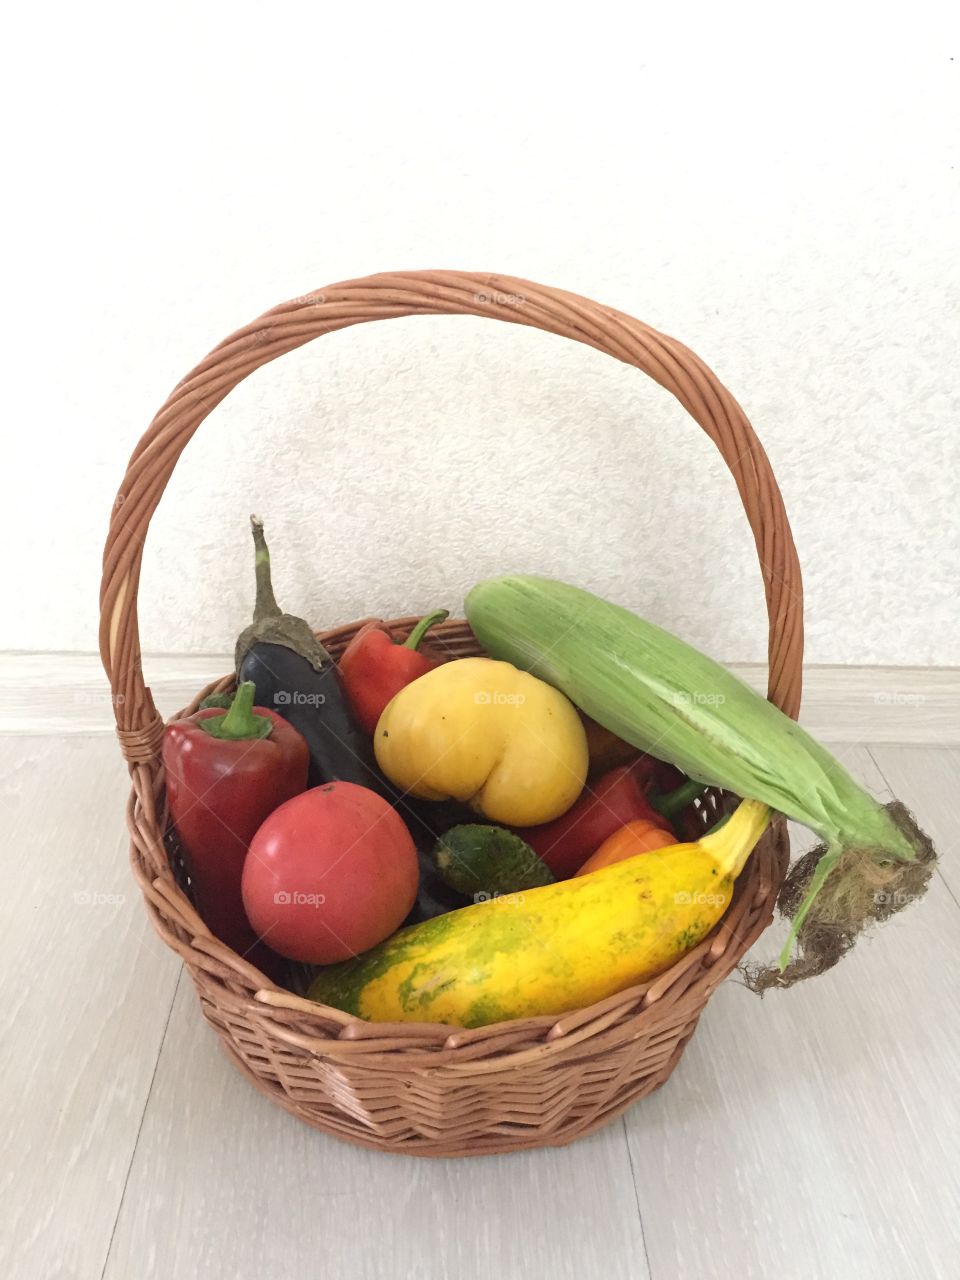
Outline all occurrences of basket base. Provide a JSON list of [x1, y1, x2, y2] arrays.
[[208, 1005, 699, 1158]]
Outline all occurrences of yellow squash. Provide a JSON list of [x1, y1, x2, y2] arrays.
[[374, 656, 588, 826], [307, 799, 770, 1027]]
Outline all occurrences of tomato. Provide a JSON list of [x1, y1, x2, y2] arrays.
[[575, 818, 676, 876], [241, 782, 418, 963]]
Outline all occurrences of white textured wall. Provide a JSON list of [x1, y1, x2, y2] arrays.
[[6, 6, 958, 667]]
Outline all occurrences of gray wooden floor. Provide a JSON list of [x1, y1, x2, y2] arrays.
[[1, 735, 958, 1280]]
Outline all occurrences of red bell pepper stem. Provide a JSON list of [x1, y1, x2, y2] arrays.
[[198, 681, 273, 741], [403, 609, 449, 651], [338, 609, 451, 735], [651, 778, 705, 823]]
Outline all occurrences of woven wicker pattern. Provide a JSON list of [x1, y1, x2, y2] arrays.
[[99, 272, 801, 1156]]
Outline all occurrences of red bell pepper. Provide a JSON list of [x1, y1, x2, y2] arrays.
[[162, 681, 309, 975], [339, 610, 449, 734], [520, 756, 691, 879]]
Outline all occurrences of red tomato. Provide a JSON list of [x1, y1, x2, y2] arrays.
[[241, 782, 418, 963]]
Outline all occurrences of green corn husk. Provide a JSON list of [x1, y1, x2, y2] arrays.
[[465, 576, 937, 988]]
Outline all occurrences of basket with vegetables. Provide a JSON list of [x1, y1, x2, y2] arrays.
[[100, 271, 937, 1157]]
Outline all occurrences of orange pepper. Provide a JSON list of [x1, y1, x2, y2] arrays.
[[575, 818, 676, 875]]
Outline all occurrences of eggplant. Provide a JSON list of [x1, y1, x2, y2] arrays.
[[235, 518, 395, 799]]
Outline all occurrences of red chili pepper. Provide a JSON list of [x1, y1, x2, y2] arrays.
[[162, 681, 309, 974], [520, 756, 688, 879], [339, 610, 449, 735]]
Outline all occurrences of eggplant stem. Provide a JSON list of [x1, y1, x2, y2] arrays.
[[250, 515, 282, 622]]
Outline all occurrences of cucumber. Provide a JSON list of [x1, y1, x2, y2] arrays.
[[432, 825, 554, 899]]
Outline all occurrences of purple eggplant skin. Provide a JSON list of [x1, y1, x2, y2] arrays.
[[234, 516, 399, 800], [238, 642, 395, 797]]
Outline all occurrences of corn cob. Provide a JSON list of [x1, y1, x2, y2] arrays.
[[466, 576, 936, 983]]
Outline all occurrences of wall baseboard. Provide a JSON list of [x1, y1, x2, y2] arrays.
[[1, 652, 957, 744]]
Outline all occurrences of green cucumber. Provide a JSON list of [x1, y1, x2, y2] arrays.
[[432, 825, 554, 899]]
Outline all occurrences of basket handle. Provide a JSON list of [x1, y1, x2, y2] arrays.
[[100, 270, 804, 764]]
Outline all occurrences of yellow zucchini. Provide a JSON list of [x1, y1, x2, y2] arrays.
[[307, 800, 769, 1028]]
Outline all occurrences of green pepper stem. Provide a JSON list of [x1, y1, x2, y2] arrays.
[[250, 515, 282, 622], [403, 609, 449, 651], [651, 778, 705, 822], [220, 681, 259, 736], [198, 680, 273, 741]]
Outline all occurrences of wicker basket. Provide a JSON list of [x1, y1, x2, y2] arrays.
[[99, 270, 802, 1157]]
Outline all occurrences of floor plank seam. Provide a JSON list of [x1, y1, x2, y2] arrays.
[[98, 965, 184, 1280], [620, 1116, 655, 1280]]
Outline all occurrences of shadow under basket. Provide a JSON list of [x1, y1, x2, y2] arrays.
[[101, 270, 801, 1157]]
